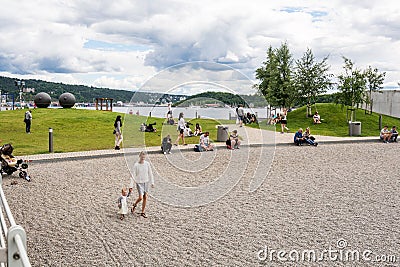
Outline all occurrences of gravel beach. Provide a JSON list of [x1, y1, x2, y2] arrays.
[[3, 142, 400, 266]]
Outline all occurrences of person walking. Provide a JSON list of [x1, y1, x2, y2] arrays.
[[174, 112, 187, 146], [114, 115, 123, 150], [117, 187, 130, 220], [130, 151, 154, 218], [24, 110, 32, 133], [237, 104, 245, 127], [280, 108, 290, 134]]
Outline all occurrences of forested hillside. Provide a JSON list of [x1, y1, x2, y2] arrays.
[[0, 76, 185, 104]]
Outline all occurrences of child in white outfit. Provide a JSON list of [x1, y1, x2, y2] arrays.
[[117, 188, 130, 220]]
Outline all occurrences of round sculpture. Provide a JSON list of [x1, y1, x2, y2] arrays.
[[59, 92, 76, 108], [34, 92, 51, 108]]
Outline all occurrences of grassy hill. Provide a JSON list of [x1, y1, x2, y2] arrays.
[[2, 103, 399, 155], [257, 103, 400, 137], [0, 108, 227, 155]]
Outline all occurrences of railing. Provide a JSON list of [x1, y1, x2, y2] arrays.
[[0, 173, 31, 267]]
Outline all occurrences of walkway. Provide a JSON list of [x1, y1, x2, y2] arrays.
[[23, 124, 379, 162]]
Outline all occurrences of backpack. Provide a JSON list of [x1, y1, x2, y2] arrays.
[[194, 145, 200, 152], [226, 138, 231, 146]]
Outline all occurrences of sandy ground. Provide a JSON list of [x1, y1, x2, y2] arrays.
[[2, 142, 400, 266]]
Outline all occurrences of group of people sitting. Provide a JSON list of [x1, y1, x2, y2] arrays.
[[181, 122, 203, 137], [294, 127, 318, 146], [161, 127, 241, 154], [380, 125, 398, 143], [243, 112, 258, 124], [267, 113, 280, 125], [160, 120, 208, 154]]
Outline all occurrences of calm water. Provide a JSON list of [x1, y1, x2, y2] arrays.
[[0, 105, 270, 120], [77, 106, 269, 120]]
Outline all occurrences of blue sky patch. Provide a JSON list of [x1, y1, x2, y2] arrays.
[[84, 40, 151, 52], [281, 7, 328, 18]]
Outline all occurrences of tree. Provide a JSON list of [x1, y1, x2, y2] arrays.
[[255, 46, 278, 106], [255, 42, 295, 109], [293, 48, 333, 117], [335, 57, 367, 122], [364, 66, 385, 114]]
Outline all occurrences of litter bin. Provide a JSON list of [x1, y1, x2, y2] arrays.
[[349, 121, 361, 136], [217, 125, 229, 141]]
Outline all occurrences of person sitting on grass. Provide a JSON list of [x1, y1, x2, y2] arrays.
[[145, 122, 157, 132], [194, 123, 202, 136], [183, 122, 193, 137], [390, 126, 398, 142], [380, 125, 392, 143], [303, 127, 318, 146], [313, 112, 321, 124], [294, 128, 306, 146], [199, 132, 214, 151]]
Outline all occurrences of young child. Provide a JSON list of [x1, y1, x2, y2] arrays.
[[117, 187, 130, 220]]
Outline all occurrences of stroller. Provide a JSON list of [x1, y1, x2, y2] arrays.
[[0, 144, 31, 181]]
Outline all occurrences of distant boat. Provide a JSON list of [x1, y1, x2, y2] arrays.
[[190, 105, 201, 109], [204, 103, 222, 108]]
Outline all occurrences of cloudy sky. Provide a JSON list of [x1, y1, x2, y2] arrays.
[[1, 0, 399, 95]]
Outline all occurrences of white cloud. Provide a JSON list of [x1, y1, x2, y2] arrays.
[[0, 0, 399, 94]]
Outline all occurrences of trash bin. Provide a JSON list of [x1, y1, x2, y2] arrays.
[[349, 121, 361, 136], [217, 125, 229, 141]]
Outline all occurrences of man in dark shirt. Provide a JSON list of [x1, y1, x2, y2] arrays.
[[294, 128, 305, 146]]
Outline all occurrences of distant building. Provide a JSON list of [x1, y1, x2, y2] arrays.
[[23, 87, 35, 93]]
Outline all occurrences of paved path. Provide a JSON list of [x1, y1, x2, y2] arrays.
[[23, 125, 379, 162]]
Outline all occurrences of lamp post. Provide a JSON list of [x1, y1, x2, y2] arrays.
[[14, 79, 25, 108]]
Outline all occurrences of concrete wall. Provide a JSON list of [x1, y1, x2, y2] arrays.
[[370, 90, 400, 118]]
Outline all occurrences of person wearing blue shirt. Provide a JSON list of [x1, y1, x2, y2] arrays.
[[294, 128, 305, 146]]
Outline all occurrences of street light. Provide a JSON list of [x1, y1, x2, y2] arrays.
[[14, 79, 25, 108]]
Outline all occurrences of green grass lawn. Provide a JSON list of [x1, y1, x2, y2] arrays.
[[2, 104, 399, 155], [0, 108, 232, 155], [254, 103, 400, 137]]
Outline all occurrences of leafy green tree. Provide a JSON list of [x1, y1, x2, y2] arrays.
[[255, 46, 278, 106], [255, 42, 295, 109], [335, 57, 367, 122], [293, 48, 333, 117], [364, 66, 385, 114]]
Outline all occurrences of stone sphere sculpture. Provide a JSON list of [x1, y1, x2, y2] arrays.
[[59, 92, 76, 108], [34, 92, 51, 108]]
